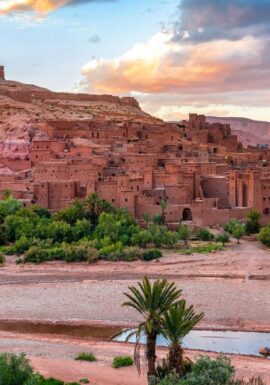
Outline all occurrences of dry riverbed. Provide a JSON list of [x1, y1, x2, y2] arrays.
[[0, 239, 270, 383]]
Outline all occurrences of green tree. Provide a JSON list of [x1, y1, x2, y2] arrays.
[[0, 196, 22, 223], [232, 224, 245, 244], [246, 209, 261, 235], [86, 193, 114, 226], [178, 225, 191, 246], [258, 226, 270, 247], [54, 200, 85, 224], [0, 353, 33, 385], [162, 300, 204, 374], [122, 276, 182, 381]]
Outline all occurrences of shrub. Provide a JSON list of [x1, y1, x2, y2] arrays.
[[196, 228, 213, 241], [232, 224, 245, 244], [24, 246, 51, 263], [112, 356, 134, 369], [223, 219, 241, 234], [0, 252, 5, 264], [62, 243, 97, 263], [75, 352, 97, 362], [141, 248, 162, 261], [14, 236, 33, 254], [79, 379, 90, 384], [131, 229, 152, 248], [181, 355, 234, 385], [0, 353, 33, 385], [258, 226, 270, 247], [245, 209, 261, 235], [178, 225, 191, 246], [215, 232, 230, 246], [0, 196, 23, 222]]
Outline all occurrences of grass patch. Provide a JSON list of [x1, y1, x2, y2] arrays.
[[75, 352, 96, 362], [181, 243, 224, 255], [112, 356, 134, 369]]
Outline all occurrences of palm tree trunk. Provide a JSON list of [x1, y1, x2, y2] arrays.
[[146, 332, 157, 380], [168, 343, 183, 374]]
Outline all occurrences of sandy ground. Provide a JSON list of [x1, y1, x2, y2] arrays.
[[0, 239, 270, 383], [0, 330, 270, 384]]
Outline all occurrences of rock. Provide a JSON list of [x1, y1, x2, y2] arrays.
[[259, 347, 270, 356]]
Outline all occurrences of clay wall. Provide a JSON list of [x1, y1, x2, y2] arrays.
[[201, 176, 229, 208]]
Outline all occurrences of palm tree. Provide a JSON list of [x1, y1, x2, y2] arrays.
[[122, 276, 182, 381], [86, 193, 114, 225], [160, 198, 167, 226], [162, 300, 204, 374]]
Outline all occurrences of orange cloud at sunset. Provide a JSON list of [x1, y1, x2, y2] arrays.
[[81, 32, 266, 95], [0, 0, 71, 14]]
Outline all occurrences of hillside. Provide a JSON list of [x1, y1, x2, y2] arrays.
[[0, 75, 160, 164], [207, 116, 270, 147]]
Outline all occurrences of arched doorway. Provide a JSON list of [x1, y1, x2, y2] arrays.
[[183, 208, 193, 221]]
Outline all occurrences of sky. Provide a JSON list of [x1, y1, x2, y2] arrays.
[[0, 0, 270, 122]]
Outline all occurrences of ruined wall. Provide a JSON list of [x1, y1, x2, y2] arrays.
[[0, 66, 5, 80]]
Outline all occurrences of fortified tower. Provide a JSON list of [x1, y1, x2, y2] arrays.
[[0, 66, 5, 80]]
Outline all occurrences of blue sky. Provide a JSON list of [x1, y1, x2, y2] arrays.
[[0, 1, 179, 90], [1, 0, 270, 121]]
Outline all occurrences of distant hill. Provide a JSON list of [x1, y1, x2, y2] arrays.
[[207, 116, 270, 147]]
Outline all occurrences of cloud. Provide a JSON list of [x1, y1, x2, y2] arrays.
[[173, 0, 270, 43], [0, 0, 115, 15], [81, 32, 270, 95], [79, 0, 270, 121]]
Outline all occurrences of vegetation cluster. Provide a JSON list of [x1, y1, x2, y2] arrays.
[[0, 193, 229, 264]]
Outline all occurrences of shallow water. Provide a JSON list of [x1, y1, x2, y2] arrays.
[[1, 321, 269, 357], [115, 329, 270, 357]]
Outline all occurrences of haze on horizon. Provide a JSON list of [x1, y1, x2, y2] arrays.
[[1, 0, 270, 122]]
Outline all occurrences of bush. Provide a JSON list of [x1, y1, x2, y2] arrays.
[[141, 248, 162, 261], [245, 209, 261, 235], [196, 228, 213, 241], [258, 226, 270, 247], [131, 229, 152, 248], [181, 355, 234, 385], [0, 353, 33, 385], [232, 224, 245, 244], [112, 356, 134, 369], [0, 196, 23, 222], [215, 232, 230, 246], [79, 380, 90, 384], [75, 352, 96, 362], [153, 356, 235, 385], [178, 225, 191, 246], [223, 219, 241, 234], [62, 243, 98, 263], [24, 246, 51, 263], [14, 236, 33, 254], [0, 252, 5, 264]]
